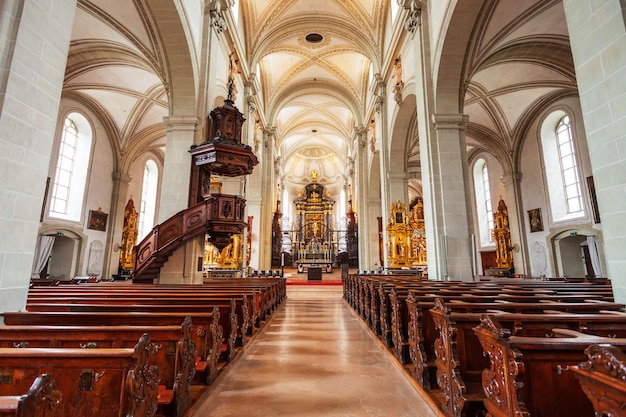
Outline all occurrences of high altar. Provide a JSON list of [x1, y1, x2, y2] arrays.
[[386, 199, 427, 269], [292, 171, 335, 269]]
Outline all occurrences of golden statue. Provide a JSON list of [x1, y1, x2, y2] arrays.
[[120, 197, 138, 270], [492, 198, 513, 270], [203, 236, 220, 266]]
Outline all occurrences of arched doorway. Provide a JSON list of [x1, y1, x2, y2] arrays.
[[552, 229, 604, 278], [33, 227, 86, 280]]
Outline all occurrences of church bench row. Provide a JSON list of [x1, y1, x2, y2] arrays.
[[430, 299, 626, 417], [24, 290, 276, 359], [26, 295, 257, 346], [343, 274, 624, 417], [1, 309, 224, 386], [19, 280, 287, 382], [0, 374, 61, 417], [0, 334, 161, 417], [0, 318, 197, 417], [474, 315, 626, 417], [25, 297, 251, 358]]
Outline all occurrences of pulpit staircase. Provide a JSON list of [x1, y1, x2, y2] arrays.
[[132, 194, 247, 283]]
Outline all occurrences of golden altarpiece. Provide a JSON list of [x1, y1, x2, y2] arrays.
[[114, 197, 138, 280], [386, 199, 427, 269], [486, 198, 514, 276], [292, 172, 336, 268]]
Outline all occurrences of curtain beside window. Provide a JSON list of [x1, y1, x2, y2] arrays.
[[31, 235, 56, 278], [586, 235, 603, 278]]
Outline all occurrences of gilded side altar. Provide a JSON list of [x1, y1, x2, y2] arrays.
[[386, 199, 427, 269]]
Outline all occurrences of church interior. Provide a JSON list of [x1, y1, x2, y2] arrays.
[[1, 0, 626, 416]]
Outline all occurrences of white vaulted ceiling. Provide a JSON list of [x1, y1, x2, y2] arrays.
[[66, 0, 577, 200], [240, 0, 384, 195]]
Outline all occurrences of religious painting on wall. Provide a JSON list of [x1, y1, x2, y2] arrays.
[[87, 208, 108, 231], [528, 208, 543, 233]]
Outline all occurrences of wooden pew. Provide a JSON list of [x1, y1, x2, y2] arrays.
[[473, 315, 626, 417], [0, 334, 159, 417], [24, 299, 244, 363], [571, 343, 626, 417], [0, 317, 196, 416], [1, 309, 223, 385], [27, 293, 256, 343], [0, 374, 61, 417]]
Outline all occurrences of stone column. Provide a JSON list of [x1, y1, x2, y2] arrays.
[[239, 80, 256, 275], [401, 0, 473, 281], [563, 0, 626, 302], [429, 114, 474, 281], [103, 172, 132, 279], [256, 127, 275, 271], [0, 0, 77, 314], [355, 127, 371, 271], [158, 116, 198, 222]]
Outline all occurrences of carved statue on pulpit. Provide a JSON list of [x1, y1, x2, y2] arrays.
[[120, 197, 138, 271]]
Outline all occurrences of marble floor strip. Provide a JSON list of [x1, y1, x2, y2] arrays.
[[188, 286, 442, 417]]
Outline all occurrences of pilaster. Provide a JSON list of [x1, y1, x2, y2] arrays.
[[429, 113, 474, 281], [562, 0, 626, 302], [159, 116, 199, 222], [0, 0, 77, 313]]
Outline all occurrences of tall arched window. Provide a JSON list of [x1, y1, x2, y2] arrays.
[[474, 159, 494, 246], [49, 113, 92, 221], [138, 160, 158, 242], [541, 111, 585, 222], [557, 115, 583, 213]]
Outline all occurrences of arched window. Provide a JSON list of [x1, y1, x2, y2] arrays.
[[557, 115, 583, 214], [541, 111, 585, 222], [474, 159, 494, 246], [49, 113, 92, 221], [138, 160, 158, 242]]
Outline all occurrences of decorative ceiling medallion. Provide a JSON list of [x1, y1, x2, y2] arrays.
[[298, 31, 330, 49]]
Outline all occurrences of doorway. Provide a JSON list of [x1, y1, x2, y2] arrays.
[[552, 230, 603, 279]]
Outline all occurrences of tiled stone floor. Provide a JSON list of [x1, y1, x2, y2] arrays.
[[188, 286, 441, 417]]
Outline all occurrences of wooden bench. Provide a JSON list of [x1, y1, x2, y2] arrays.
[[0, 334, 159, 417], [1, 309, 223, 385], [571, 343, 626, 417], [0, 374, 61, 417], [474, 316, 626, 417]]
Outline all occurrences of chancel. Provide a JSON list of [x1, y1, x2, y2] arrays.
[[1, 1, 626, 417]]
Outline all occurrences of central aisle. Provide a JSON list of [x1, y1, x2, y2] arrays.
[[189, 286, 441, 417]]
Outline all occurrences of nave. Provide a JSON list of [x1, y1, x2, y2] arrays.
[[188, 286, 440, 417]]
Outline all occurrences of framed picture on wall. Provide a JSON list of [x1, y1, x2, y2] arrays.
[[87, 209, 108, 231], [587, 176, 601, 224], [528, 208, 543, 233]]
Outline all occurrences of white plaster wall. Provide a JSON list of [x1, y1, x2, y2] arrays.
[[519, 96, 598, 278]]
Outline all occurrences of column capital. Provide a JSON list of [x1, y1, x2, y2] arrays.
[[163, 116, 199, 131], [500, 172, 523, 186], [208, 0, 229, 34], [111, 171, 132, 185], [431, 113, 469, 130], [398, 0, 422, 34]]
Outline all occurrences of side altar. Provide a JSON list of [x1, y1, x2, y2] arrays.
[[386, 199, 427, 270]]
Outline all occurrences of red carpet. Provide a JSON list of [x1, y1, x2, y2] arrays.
[[286, 280, 343, 285]]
